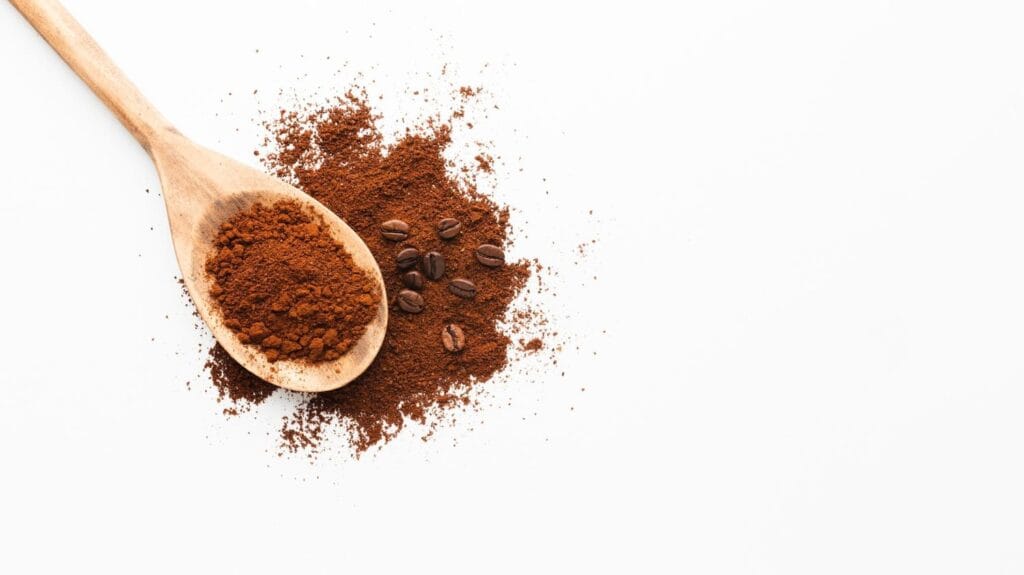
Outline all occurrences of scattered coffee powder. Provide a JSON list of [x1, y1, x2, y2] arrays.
[[206, 344, 276, 407], [202, 88, 537, 455], [205, 200, 380, 363], [522, 337, 545, 353]]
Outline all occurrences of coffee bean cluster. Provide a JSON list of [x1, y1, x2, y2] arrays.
[[380, 217, 506, 353]]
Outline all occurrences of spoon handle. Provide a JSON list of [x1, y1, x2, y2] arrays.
[[9, 0, 173, 152]]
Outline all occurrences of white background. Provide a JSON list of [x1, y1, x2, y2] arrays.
[[2, 0, 1024, 573]]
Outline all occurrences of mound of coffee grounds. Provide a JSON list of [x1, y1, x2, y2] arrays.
[[204, 88, 536, 455], [205, 200, 380, 363]]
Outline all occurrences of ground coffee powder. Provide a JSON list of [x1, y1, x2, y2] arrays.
[[202, 88, 537, 455], [206, 200, 380, 363]]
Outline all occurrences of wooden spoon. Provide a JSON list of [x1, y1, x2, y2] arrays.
[[10, 0, 388, 393]]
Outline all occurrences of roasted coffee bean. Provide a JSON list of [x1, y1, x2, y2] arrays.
[[437, 218, 462, 240], [396, 289, 424, 313], [422, 251, 446, 280], [442, 324, 466, 352], [380, 219, 410, 241], [475, 244, 505, 267], [448, 278, 477, 299], [402, 270, 425, 290], [396, 247, 420, 270]]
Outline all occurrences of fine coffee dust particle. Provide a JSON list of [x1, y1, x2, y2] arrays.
[[202, 88, 543, 454], [522, 338, 544, 352], [474, 153, 493, 173]]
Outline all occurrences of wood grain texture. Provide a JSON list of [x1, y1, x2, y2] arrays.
[[10, 0, 388, 392]]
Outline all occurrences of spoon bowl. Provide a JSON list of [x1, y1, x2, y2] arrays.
[[157, 133, 388, 392], [11, 0, 388, 392]]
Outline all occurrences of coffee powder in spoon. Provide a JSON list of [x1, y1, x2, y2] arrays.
[[205, 200, 380, 363]]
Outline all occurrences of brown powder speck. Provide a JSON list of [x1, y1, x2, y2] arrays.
[[474, 153, 493, 172], [522, 338, 544, 352]]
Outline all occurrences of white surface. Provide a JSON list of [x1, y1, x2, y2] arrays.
[[2, 0, 1024, 572]]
